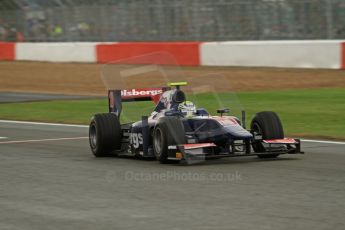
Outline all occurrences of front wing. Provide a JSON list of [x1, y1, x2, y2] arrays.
[[168, 138, 304, 164]]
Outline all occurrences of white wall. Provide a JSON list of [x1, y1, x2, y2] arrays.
[[16, 42, 100, 63], [201, 40, 342, 69], [13, 40, 344, 69]]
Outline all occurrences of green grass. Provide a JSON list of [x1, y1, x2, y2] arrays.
[[0, 88, 344, 140]]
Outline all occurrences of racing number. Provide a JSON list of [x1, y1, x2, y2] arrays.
[[130, 133, 143, 148]]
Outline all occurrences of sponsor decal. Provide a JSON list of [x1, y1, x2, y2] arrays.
[[121, 88, 163, 98], [263, 138, 297, 144], [130, 133, 143, 148], [183, 143, 216, 150], [211, 116, 239, 126]]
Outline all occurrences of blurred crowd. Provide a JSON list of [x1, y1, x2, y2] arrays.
[[0, 20, 25, 42], [0, 18, 97, 42], [1, 0, 345, 42], [24, 19, 96, 41]]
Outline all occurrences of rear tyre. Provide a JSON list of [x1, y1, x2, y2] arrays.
[[89, 113, 122, 157], [153, 117, 185, 164], [251, 111, 284, 158]]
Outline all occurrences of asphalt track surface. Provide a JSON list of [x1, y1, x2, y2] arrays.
[[0, 120, 344, 230], [0, 92, 101, 103]]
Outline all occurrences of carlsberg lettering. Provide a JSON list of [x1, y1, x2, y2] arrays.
[[121, 89, 163, 97]]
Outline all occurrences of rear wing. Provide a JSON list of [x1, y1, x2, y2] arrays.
[[108, 87, 170, 117]]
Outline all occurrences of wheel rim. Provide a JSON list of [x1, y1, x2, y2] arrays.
[[252, 122, 264, 152], [252, 122, 262, 136], [154, 128, 163, 157], [89, 123, 97, 148]]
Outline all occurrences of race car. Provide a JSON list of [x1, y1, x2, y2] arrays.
[[89, 82, 303, 164]]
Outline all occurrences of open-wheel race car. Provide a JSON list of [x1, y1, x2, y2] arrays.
[[89, 82, 303, 164]]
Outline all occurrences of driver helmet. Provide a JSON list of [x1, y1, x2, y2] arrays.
[[178, 101, 196, 117]]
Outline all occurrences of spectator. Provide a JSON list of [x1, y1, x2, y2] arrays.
[[0, 24, 7, 41], [78, 22, 90, 38], [16, 30, 25, 42], [7, 27, 17, 41], [52, 24, 63, 40]]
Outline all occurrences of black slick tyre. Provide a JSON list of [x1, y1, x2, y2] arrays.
[[153, 117, 185, 164], [89, 113, 122, 157], [251, 111, 284, 158]]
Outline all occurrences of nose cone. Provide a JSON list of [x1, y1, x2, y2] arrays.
[[224, 125, 253, 139]]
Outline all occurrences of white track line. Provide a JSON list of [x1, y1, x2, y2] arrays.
[[301, 139, 345, 145], [0, 120, 88, 128], [1, 119, 345, 145], [0, 137, 88, 145], [0, 137, 8, 140]]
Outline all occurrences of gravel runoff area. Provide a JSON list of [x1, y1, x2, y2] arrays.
[[1, 61, 345, 95]]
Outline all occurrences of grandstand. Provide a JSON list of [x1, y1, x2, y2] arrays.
[[1, 0, 345, 42]]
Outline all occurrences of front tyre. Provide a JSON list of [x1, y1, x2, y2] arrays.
[[251, 111, 284, 158], [153, 117, 185, 164], [89, 113, 122, 157]]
